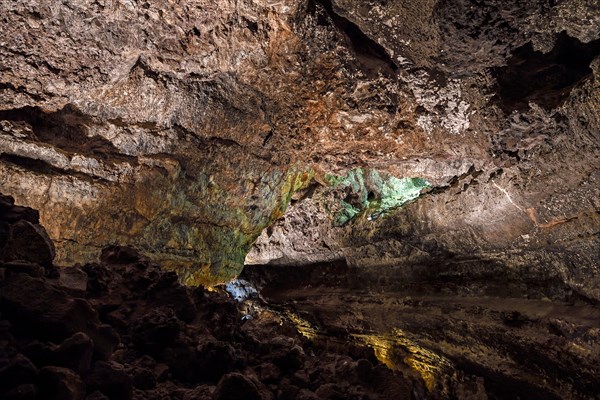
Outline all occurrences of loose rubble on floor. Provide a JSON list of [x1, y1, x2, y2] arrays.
[[0, 193, 427, 400]]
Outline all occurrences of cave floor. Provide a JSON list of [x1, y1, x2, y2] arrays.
[[242, 263, 600, 400]]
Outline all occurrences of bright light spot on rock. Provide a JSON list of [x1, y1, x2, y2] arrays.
[[225, 279, 258, 302]]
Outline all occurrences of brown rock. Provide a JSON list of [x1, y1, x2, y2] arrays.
[[5, 220, 55, 265], [183, 385, 214, 400], [0, 221, 9, 251], [55, 333, 94, 374], [38, 366, 85, 400], [255, 363, 281, 384], [145, 272, 197, 323], [85, 392, 109, 400], [22, 332, 93, 374], [1, 261, 44, 278], [131, 307, 183, 357], [0, 194, 15, 210], [100, 246, 140, 265], [212, 373, 261, 400], [85, 361, 133, 400], [0, 274, 119, 360], [0, 354, 38, 391], [0, 206, 39, 224], [3, 384, 38, 400]]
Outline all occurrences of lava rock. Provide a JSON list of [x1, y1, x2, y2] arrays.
[[100, 246, 140, 265], [82, 263, 111, 296], [0, 195, 38, 224], [146, 272, 198, 323], [295, 389, 320, 400], [195, 338, 239, 382], [5, 220, 55, 265], [0, 221, 9, 250], [58, 266, 89, 294], [55, 332, 94, 374], [3, 383, 38, 400], [131, 307, 183, 357], [22, 332, 93, 374], [255, 363, 281, 384], [131, 367, 156, 390], [161, 342, 203, 383], [0, 274, 119, 360], [276, 382, 299, 400], [0, 354, 38, 392], [0, 205, 40, 224], [354, 359, 373, 382], [38, 366, 85, 400], [212, 373, 261, 400], [85, 361, 133, 400], [315, 383, 346, 400], [85, 392, 109, 400], [162, 336, 240, 383], [265, 338, 305, 372], [0, 194, 15, 210], [2, 261, 44, 278], [182, 385, 214, 400]]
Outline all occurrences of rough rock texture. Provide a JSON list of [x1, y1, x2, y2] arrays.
[[1, 1, 600, 397], [1, 0, 598, 288], [242, 261, 600, 400], [243, 1, 600, 304], [0, 195, 430, 400]]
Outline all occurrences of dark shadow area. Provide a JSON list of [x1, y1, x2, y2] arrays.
[[0, 106, 135, 163], [0, 153, 64, 176], [493, 32, 600, 112], [309, 0, 398, 77], [0, 153, 111, 183]]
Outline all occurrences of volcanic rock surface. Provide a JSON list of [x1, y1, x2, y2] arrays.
[[1, 0, 597, 287], [1, 194, 427, 400], [1, 0, 600, 399]]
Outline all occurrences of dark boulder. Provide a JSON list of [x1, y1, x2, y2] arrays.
[[100, 246, 140, 265], [212, 373, 262, 400], [38, 366, 86, 400], [0, 274, 119, 360], [3, 383, 38, 400], [255, 363, 281, 384], [146, 271, 198, 323], [85, 361, 133, 400], [2, 261, 44, 278], [0, 195, 38, 224], [0, 354, 38, 392], [4, 220, 55, 265], [131, 307, 183, 357], [0, 205, 40, 224], [55, 332, 94, 374], [22, 332, 93, 374]]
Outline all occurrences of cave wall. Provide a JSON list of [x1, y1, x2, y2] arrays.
[[1, 0, 599, 287]]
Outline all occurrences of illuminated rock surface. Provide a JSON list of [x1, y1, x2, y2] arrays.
[[1, 0, 600, 398]]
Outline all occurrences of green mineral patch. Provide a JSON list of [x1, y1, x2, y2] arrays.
[[324, 168, 430, 226], [161, 165, 314, 287]]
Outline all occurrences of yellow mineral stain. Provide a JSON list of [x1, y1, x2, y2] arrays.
[[286, 312, 318, 340], [353, 329, 452, 392]]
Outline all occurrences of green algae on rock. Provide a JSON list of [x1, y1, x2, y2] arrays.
[[168, 167, 314, 287], [324, 168, 430, 226]]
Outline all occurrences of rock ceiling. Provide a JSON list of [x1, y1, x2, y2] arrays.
[[0, 0, 598, 291]]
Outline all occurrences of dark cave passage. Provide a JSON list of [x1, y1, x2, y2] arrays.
[[309, 0, 398, 77], [493, 32, 600, 111]]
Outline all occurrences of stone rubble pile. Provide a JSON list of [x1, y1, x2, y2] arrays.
[[0, 193, 423, 400]]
